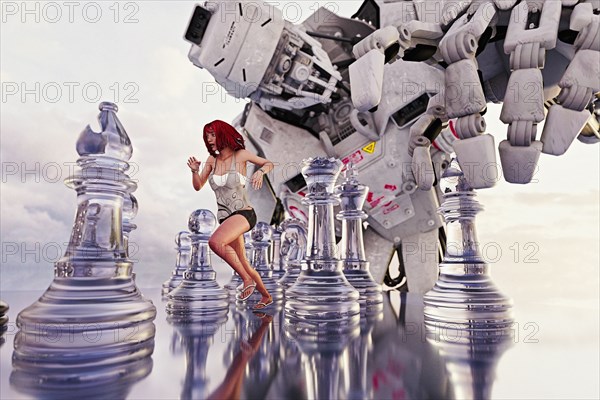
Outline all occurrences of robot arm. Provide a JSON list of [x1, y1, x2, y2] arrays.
[[184, 1, 342, 111]]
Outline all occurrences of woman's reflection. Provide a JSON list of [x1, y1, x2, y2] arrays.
[[208, 311, 273, 400]]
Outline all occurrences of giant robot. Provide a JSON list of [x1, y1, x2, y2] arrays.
[[182, 0, 599, 293]]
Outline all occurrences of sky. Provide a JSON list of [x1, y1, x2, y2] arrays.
[[0, 1, 598, 310]]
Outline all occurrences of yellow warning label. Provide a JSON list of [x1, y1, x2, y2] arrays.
[[362, 142, 375, 154]]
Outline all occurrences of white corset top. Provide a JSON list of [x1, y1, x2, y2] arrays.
[[211, 172, 247, 187]]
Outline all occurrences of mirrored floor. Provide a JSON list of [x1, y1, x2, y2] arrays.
[[0, 289, 597, 399]]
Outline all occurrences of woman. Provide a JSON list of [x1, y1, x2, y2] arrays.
[[187, 120, 273, 309]]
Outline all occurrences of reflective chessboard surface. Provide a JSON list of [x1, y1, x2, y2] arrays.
[[0, 288, 598, 400]]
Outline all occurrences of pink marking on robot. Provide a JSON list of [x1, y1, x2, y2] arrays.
[[383, 203, 399, 214], [449, 119, 459, 139], [342, 150, 364, 166]]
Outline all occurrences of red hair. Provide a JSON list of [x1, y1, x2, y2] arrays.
[[203, 120, 245, 157]]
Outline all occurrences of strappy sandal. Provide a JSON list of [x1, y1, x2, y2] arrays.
[[236, 282, 256, 301], [253, 296, 273, 310]]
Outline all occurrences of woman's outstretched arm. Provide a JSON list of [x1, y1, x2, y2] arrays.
[[187, 155, 214, 191]]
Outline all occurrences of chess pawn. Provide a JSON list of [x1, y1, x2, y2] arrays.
[[14, 102, 156, 368], [277, 218, 307, 290], [423, 160, 513, 327], [166, 210, 229, 318], [241, 222, 283, 306], [162, 231, 192, 297], [270, 224, 285, 279], [285, 157, 360, 333], [335, 163, 383, 314]]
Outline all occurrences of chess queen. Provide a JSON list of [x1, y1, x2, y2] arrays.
[[187, 120, 273, 309]]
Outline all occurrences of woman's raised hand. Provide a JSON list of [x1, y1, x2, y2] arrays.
[[187, 156, 201, 172], [251, 169, 264, 190]]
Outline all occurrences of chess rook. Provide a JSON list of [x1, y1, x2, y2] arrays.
[[335, 163, 383, 314], [285, 157, 360, 334], [423, 160, 513, 328], [166, 209, 229, 319], [277, 218, 307, 290], [13, 101, 156, 373], [162, 231, 192, 296]]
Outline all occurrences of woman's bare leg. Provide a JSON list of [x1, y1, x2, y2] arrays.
[[230, 234, 270, 299], [208, 215, 253, 296]]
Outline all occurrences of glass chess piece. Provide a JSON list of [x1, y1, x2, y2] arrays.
[[422, 159, 515, 400], [161, 231, 192, 297], [0, 300, 8, 346], [241, 222, 283, 306], [277, 218, 307, 290], [166, 209, 229, 318], [335, 162, 383, 315], [285, 157, 360, 334], [13, 101, 156, 369], [423, 159, 513, 328], [270, 224, 286, 280], [0, 300, 8, 329]]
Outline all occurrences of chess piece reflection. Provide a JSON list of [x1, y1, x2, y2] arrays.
[[10, 347, 153, 399], [277, 218, 307, 290], [285, 157, 360, 333], [208, 312, 274, 400], [162, 231, 192, 297], [345, 310, 383, 399], [168, 312, 228, 400], [425, 314, 514, 399], [13, 101, 156, 368], [368, 293, 450, 399], [335, 163, 383, 315], [166, 210, 229, 317], [285, 321, 359, 399]]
